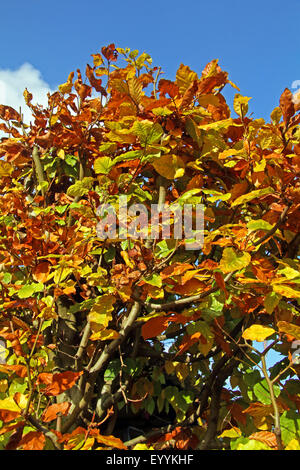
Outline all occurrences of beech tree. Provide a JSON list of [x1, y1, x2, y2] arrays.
[[0, 44, 299, 451]]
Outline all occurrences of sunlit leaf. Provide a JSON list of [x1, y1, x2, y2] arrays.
[[242, 325, 275, 342]]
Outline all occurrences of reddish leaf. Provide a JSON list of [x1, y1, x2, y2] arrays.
[[0, 105, 21, 121], [249, 431, 278, 449], [142, 316, 169, 340], [279, 88, 295, 126], [32, 262, 51, 283], [44, 371, 83, 396], [0, 364, 27, 378], [42, 401, 71, 422], [0, 410, 20, 423], [101, 44, 118, 62], [19, 431, 46, 450]]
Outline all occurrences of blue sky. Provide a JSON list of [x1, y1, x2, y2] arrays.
[[1, 0, 300, 121]]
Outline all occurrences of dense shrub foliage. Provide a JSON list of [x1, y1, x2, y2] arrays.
[[0, 44, 299, 450]]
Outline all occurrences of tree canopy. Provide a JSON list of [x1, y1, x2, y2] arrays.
[[0, 44, 299, 451]]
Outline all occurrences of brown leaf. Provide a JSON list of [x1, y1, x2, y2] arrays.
[[142, 316, 169, 340], [101, 44, 118, 62], [0, 105, 21, 121], [158, 79, 179, 98], [32, 262, 51, 283], [42, 401, 71, 422], [249, 431, 278, 449], [279, 88, 295, 126], [86, 64, 107, 95], [19, 431, 46, 450]]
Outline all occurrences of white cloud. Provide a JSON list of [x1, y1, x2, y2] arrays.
[[0, 63, 55, 125]]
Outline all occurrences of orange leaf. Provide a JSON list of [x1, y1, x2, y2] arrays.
[[42, 401, 71, 422], [177, 332, 201, 355], [160, 263, 193, 280], [0, 410, 20, 423], [249, 431, 277, 449], [242, 402, 272, 417], [36, 372, 53, 385], [142, 316, 169, 340], [96, 434, 127, 450], [279, 88, 295, 126], [32, 262, 51, 283], [44, 371, 83, 396], [19, 431, 46, 450], [0, 364, 27, 378]]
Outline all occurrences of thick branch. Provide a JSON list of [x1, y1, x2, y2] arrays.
[[32, 145, 46, 196], [61, 300, 141, 433]]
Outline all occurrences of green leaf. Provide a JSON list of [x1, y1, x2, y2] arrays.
[[231, 187, 273, 207], [132, 120, 163, 147], [152, 107, 173, 116], [99, 142, 118, 154], [247, 219, 273, 232], [112, 150, 142, 165], [67, 177, 94, 197], [145, 397, 155, 415], [219, 247, 251, 274], [253, 379, 280, 405], [104, 359, 121, 382], [231, 437, 271, 450], [202, 189, 231, 203], [2, 273, 12, 284], [185, 117, 202, 147], [142, 273, 162, 288], [155, 239, 177, 259], [264, 291, 281, 314], [243, 369, 261, 388], [233, 93, 252, 118], [94, 156, 113, 174], [104, 245, 116, 263], [17, 283, 43, 299], [55, 205, 69, 215], [280, 411, 300, 445]]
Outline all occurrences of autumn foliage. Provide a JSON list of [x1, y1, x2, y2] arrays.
[[0, 44, 299, 451]]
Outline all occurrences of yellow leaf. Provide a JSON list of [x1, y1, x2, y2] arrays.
[[198, 335, 214, 357], [38, 307, 58, 320], [285, 438, 300, 450], [118, 285, 132, 301], [175, 363, 189, 381], [165, 361, 175, 375], [120, 251, 135, 269], [0, 396, 21, 413], [277, 321, 300, 340], [176, 63, 198, 94], [219, 427, 241, 438], [91, 54, 104, 67], [152, 154, 185, 180], [219, 247, 251, 274], [273, 284, 300, 299], [133, 444, 154, 450], [96, 434, 127, 450], [57, 149, 65, 159], [88, 294, 116, 331], [233, 93, 252, 117], [199, 118, 237, 132], [0, 161, 13, 177], [242, 324, 275, 342], [58, 72, 74, 94], [0, 379, 8, 393], [90, 328, 119, 341], [23, 88, 33, 105]]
